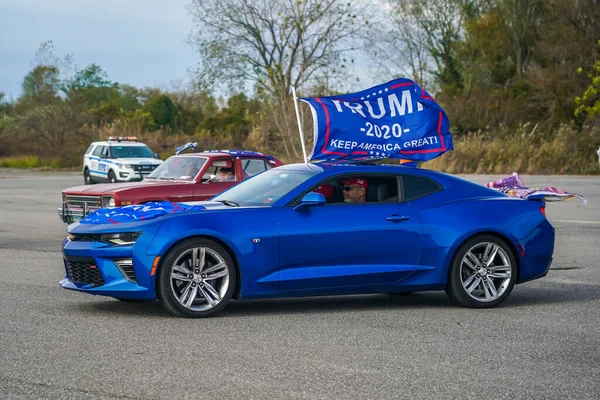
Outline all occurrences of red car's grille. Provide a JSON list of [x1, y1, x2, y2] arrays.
[[66, 195, 101, 209]]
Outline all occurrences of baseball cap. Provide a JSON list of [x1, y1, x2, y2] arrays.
[[342, 177, 368, 189], [313, 183, 334, 198]]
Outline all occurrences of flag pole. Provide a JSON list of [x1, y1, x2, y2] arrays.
[[291, 86, 308, 164]]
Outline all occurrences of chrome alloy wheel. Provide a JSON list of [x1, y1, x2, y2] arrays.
[[460, 242, 512, 302], [169, 247, 230, 311]]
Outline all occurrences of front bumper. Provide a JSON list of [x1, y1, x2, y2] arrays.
[[58, 202, 102, 224], [60, 238, 158, 300], [116, 170, 149, 182]]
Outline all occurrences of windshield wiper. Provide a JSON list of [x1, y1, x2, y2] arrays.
[[216, 200, 239, 207], [159, 177, 176, 181]]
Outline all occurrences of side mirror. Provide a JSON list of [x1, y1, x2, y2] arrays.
[[154, 152, 161, 159], [293, 192, 326, 212]]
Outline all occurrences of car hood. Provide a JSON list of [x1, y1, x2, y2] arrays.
[[68, 200, 252, 228], [63, 180, 189, 195], [113, 157, 162, 166]]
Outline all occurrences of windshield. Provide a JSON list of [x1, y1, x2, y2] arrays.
[[147, 156, 207, 181], [110, 145, 155, 158], [212, 168, 318, 206]]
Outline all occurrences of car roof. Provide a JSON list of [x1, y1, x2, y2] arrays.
[[91, 141, 148, 146], [182, 150, 277, 159], [275, 162, 476, 187]]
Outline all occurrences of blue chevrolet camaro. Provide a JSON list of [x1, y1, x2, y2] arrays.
[[60, 162, 555, 317]]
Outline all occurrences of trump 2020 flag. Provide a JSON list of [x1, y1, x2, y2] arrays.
[[299, 78, 453, 162]]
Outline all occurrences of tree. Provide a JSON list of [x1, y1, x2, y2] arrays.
[[142, 95, 179, 131], [388, 0, 470, 90], [61, 64, 117, 93], [21, 66, 61, 101], [496, 0, 541, 79], [575, 42, 600, 122], [188, 0, 372, 98]]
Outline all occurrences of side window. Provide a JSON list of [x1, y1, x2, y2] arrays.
[[100, 146, 110, 158], [241, 159, 268, 178], [307, 175, 399, 204], [85, 144, 94, 155], [92, 145, 104, 157], [402, 175, 441, 201], [202, 158, 237, 182]]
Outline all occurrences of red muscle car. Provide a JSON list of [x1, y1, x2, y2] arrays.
[[58, 150, 284, 223]]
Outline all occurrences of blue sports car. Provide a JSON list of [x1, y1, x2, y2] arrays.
[[60, 162, 555, 317]]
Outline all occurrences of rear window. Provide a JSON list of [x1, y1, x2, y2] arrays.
[[402, 175, 441, 201]]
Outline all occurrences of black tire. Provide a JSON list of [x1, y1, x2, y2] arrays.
[[84, 168, 93, 185], [156, 238, 236, 318], [108, 170, 117, 183], [446, 234, 517, 308]]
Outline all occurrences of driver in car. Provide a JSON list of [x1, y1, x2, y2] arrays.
[[217, 167, 235, 182], [342, 177, 368, 203]]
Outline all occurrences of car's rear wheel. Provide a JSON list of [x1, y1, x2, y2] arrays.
[[157, 238, 236, 318], [84, 168, 93, 185], [108, 170, 117, 183], [446, 235, 516, 308]]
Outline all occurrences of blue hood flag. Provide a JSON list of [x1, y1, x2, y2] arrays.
[[299, 78, 453, 162]]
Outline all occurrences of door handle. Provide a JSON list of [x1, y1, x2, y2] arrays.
[[386, 214, 410, 222]]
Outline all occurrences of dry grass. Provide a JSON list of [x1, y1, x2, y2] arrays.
[[426, 124, 600, 175]]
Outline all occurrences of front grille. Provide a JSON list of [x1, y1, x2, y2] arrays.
[[131, 164, 157, 172], [70, 233, 102, 242], [64, 257, 105, 286], [66, 195, 101, 209]]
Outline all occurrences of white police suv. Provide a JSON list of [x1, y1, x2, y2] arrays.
[[83, 137, 163, 184]]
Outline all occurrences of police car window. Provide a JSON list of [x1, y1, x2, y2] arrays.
[[92, 146, 103, 157], [402, 175, 441, 201], [85, 144, 94, 155], [100, 146, 110, 158], [242, 159, 268, 177], [110, 145, 155, 158]]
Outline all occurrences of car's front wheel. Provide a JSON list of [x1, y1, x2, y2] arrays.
[[157, 238, 236, 318], [84, 168, 93, 185], [108, 170, 117, 183], [446, 235, 517, 308]]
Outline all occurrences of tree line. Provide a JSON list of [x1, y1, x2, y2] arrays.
[[0, 0, 599, 172]]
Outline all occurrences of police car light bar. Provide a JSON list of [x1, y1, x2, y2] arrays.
[[108, 136, 138, 142]]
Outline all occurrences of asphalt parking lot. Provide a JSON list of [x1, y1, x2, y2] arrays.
[[0, 169, 599, 399]]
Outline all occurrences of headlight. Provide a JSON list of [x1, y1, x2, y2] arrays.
[[117, 163, 133, 169], [62, 193, 67, 203], [101, 196, 116, 207], [101, 232, 142, 246]]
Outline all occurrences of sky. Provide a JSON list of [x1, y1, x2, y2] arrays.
[[0, 0, 389, 101], [0, 0, 198, 100]]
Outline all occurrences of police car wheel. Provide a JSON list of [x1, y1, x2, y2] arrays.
[[84, 168, 92, 185], [108, 170, 117, 183]]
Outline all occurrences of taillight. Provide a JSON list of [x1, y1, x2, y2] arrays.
[[539, 206, 546, 218]]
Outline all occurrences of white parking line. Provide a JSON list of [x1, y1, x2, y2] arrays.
[[552, 220, 600, 224]]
